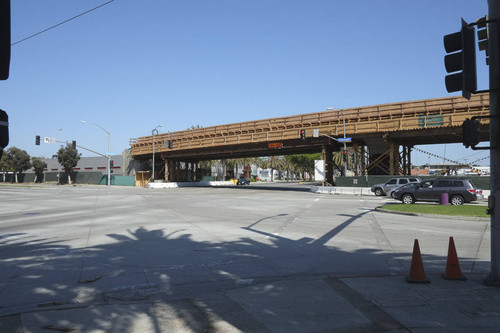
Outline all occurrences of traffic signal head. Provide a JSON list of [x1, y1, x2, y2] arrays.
[[342, 149, 347, 157], [462, 118, 481, 148], [300, 129, 306, 141], [168, 140, 173, 149], [110, 160, 114, 168], [476, 16, 489, 65], [72, 140, 76, 149], [0, 109, 7, 158], [0, 0, 10, 80], [444, 18, 477, 100], [35, 135, 40, 145]]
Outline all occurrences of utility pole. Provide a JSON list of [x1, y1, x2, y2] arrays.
[[486, 0, 500, 286]]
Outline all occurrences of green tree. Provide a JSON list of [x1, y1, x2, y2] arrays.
[[286, 153, 321, 180], [0, 152, 10, 182], [281, 155, 298, 180], [2, 147, 31, 183], [56, 144, 81, 184], [332, 151, 343, 169], [31, 157, 48, 183]]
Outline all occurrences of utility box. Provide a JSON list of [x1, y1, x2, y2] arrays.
[[314, 160, 325, 182]]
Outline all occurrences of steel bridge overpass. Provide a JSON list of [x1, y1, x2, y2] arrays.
[[130, 93, 490, 184]]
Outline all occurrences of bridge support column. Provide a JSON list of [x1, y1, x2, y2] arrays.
[[401, 145, 413, 175], [188, 162, 198, 182], [175, 161, 182, 181], [364, 137, 391, 175], [360, 145, 366, 175], [165, 159, 176, 182], [322, 146, 334, 185], [364, 138, 412, 175], [352, 142, 361, 176], [389, 142, 400, 175]]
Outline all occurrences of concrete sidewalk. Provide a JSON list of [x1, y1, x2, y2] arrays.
[[2, 273, 500, 332]]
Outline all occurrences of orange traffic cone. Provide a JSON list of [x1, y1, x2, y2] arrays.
[[406, 239, 430, 283], [443, 237, 467, 280]]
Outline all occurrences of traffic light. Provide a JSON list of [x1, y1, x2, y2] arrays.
[[35, 135, 40, 145], [462, 118, 481, 148], [443, 18, 477, 100], [342, 149, 348, 158], [72, 140, 76, 149], [168, 140, 173, 149], [110, 160, 114, 168], [0, 0, 10, 80], [476, 16, 489, 65], [0, 109, 7, 158], [300, 129, 306, 141]]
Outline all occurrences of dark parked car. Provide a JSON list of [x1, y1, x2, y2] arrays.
[[371, 177, 421, 196], [392, 178, 479, 205], [237, 177, 250, 185]]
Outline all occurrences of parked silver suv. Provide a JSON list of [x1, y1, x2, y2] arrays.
[[370, 177, 421, 196]]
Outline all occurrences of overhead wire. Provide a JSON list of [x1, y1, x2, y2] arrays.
[[11, 0, 115, 46]]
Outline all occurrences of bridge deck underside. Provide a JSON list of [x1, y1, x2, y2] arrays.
[[130, 94, 490, 161]]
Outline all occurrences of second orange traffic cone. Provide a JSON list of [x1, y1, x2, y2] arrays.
[[406, 239, 430, 283], [443, 236, 467, 280]]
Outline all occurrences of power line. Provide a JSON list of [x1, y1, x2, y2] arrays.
[[413, 147, 489, 167], [11, 0, 115, 46]]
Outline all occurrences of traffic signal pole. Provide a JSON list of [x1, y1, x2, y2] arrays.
[[486, 0, 500, 286], [49, 140, 112, 186]]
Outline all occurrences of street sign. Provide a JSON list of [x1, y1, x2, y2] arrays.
[[268, 142, 283, 149], [337, 137, 352, 143], [313, 129, 319, 138], [43, 137, 51, 144]]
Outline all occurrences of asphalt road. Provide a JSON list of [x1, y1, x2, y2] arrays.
[[0, 184, 492, 331]]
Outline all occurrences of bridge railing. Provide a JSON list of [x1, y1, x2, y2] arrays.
[[130, 94, 489, 156]]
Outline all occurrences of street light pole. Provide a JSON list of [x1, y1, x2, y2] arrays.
[[81, 121, 111, 186], [341, 109, 348, 176], [151, 125, 163, 182]]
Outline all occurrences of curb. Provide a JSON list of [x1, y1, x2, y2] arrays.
[[375, 207, 490, 222], [311, 186, 375, 196]]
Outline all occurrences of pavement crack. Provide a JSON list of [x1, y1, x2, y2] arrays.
[[471, 222, 490, 273], [324, 278, 408, 332], [366, 211, 407, 273]]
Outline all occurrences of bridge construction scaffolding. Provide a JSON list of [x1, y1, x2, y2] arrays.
[[130, 93, 490, 183]]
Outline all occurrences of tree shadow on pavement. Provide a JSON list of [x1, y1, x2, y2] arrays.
[[0, 210, 491, 332]]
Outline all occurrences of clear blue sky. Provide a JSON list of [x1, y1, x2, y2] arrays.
[[1, 0, 490, 166]]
